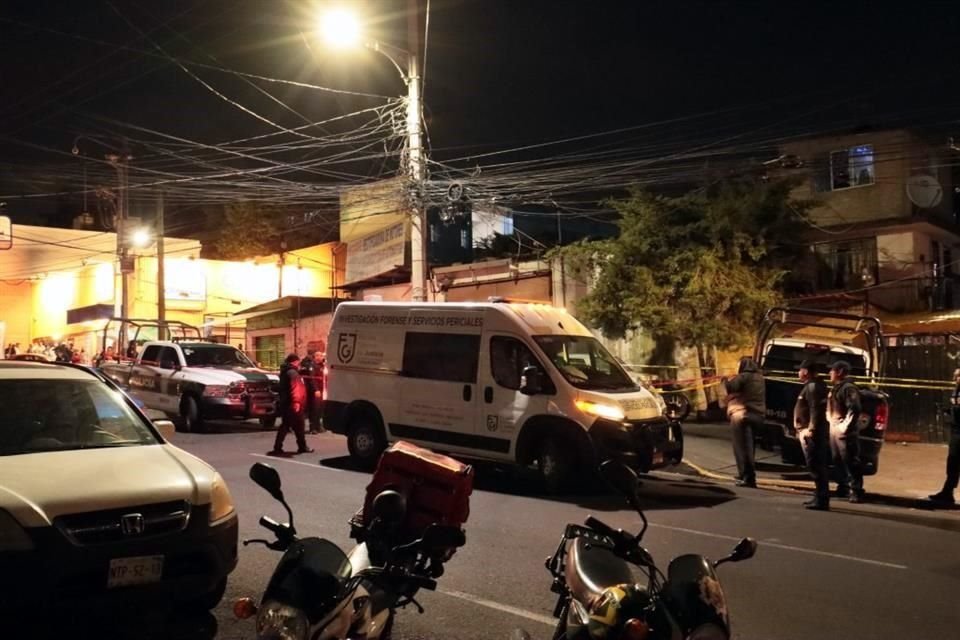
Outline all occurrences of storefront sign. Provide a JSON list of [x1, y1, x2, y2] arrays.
[[344, 221, 407, 285]]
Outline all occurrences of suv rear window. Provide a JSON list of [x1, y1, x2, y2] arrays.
[[0, 379, 158, 456], [762, 344, 868, 377]]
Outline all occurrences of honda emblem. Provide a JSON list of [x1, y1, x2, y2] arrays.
[[120, 513, 145, 536]]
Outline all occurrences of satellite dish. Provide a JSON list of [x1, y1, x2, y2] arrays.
[[907, 174, 943, 209]]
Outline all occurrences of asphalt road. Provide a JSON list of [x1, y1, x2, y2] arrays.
[[50, 421, 960, 639]]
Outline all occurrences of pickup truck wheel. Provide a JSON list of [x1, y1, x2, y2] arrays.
[[537, 436, 574, 495], [346, 412, 386, 470], [179, 395, 204, 433], [259, 416, 277, 430]]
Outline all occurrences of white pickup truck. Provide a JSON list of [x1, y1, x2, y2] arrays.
[[101, 341, 279, 432]]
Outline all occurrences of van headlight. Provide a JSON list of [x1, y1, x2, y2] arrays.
[[0, 510, 33, 551], [209, 472, 236, 524], [256, 601, 309, 640], [576, 399, 626, 422]]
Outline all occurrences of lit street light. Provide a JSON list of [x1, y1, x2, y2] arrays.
[[130, 227, 152, 248], [318, 8, 361, 49], [316, 3, 428, 301]]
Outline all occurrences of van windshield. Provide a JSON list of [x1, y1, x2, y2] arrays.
[[762, 343, 869, 376], [534, 335, 637, 391]]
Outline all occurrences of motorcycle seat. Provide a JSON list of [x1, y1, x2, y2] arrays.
[[565, 537, 634, 604]]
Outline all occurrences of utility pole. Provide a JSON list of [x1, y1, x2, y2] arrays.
[[156, 191, 166, 340], [406, 0, 426, 301], [108, 152, 131, 347]]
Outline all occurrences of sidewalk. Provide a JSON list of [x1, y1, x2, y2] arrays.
[[679, 422, 959, 511]]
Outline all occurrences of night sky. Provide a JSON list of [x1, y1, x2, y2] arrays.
[[2, 0, 960, 233]]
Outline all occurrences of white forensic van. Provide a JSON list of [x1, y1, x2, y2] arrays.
[[323, 301, 683, 491]]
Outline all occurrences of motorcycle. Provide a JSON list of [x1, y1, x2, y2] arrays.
[[545, 460, 757, 640], [234, 462, 466, 640]]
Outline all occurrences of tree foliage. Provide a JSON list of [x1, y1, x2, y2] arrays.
[[556, 179, 810, 349], [208, 201, 286, 260]]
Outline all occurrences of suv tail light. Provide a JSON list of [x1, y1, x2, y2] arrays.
[[874, 402, 888, 431]]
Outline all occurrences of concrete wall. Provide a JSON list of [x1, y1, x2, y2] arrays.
[[781, 130, 953, 228]]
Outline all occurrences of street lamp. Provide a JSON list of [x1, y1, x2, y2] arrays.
[[130, 227, 152, 248], [317, 5, 428, 301]]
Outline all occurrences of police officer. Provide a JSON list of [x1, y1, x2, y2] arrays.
[[795, 360, 830, 510], [300, 351, 325, 434], [724, 356, 766, 488], [828, 360, 864, 503], [270, 353, 313, 456], [929, 367, 960, 506]]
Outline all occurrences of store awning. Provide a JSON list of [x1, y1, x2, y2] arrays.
[[203, 308, 278, 327]]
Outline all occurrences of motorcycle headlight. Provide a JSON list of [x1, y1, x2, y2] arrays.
[[209, 472, 236, 524], [0, 510, 33, 551], [687, 623, 728, 640], [256, 601, 309, 640]]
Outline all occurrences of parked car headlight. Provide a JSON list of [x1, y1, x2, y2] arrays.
[[203, 385, 229, 397], [209, 472, 236, 524], [687, 623, 728, 640], [0, 510, 34, 551], [256, 601, 308, 640]]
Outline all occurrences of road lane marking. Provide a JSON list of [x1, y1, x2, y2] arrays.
[[651, 523, 908, 570], [250, 454, 906, 570], [250, 453, 346, 472], [439, 589, 555, 627]]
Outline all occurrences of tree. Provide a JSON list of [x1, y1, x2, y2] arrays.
[[556, 179, 810, 350], [207, 201, 286, 260]]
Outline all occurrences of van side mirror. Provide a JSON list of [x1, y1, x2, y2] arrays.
[[519, 366, 542, 395]]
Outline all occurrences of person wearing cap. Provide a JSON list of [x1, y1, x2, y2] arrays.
[[270, 353, 313, 456], [723, 356, 766, 488], [828, 360, 864, 502], [795, 360, 830, 510], [929, 368, 960, 506]]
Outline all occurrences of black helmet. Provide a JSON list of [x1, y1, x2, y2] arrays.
[[371, 489, 407, 525]]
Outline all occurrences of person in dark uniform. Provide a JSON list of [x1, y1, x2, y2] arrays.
[[299, 351, 325, 434], [724, 356, 766, 488], [270, 353, 313, 455], [929, 368, 960, 506], [828, 360, 864, 503], [795, 360, 830, 510]]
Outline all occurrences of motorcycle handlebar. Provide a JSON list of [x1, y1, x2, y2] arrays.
[[259, 515, 282, 534], [585, 516, 620, 540]]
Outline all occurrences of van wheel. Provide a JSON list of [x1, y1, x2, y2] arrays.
[[347, 412, 386, 470], [179, 396, 204, 433], [537, 436, 574, 495]]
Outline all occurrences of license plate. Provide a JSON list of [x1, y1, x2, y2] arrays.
[[251, 404, 272, 416], [652, 452, 665, 465], [107, 556, 163, 588]]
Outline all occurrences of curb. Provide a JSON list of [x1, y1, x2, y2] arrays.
[[680, 458, 960, 516]]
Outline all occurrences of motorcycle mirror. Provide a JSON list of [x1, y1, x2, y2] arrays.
[[422, 524, 466, 551], [250, 463, 284, 502], [599, 459, 640, 499], [714, 537, 758, 567], [729, 537, 758, 562]]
